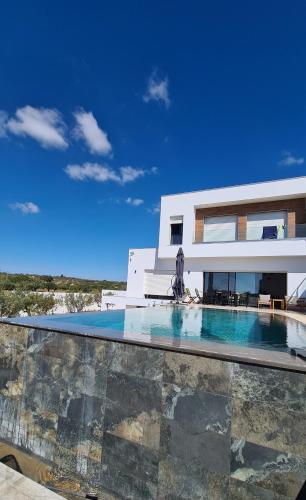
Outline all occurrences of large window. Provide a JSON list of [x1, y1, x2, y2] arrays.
[[203, 215, 237, 242], [203, 272, 287, 299], [235, 272, 262, 295], [204, 272, 236, 293], [246, 211, 286, 240]]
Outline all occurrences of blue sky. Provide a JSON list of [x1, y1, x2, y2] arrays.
[[1, 1, 306, 280]]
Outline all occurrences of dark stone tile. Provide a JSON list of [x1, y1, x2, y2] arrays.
[[23, 355, 63, 415], [232, 398, 306, 458], [231, 438, 306, 498], [109, 342, 164, 381], [57, 394, 104, 447], [101, 433, 158, 499], [28, 329, 86, 364], [157, 456, 229, 499], [164, 351, 232, 395], [58, 336, 108, 408], [160, 417, 230, 475], [103, 433, 159, 483], [101, 468, 157, 500], [0, 324, 28, 399], [162, 383, 231, 436], [232, 363, 306, 411], [104, 371, 162, 450], [95, 489, 121, 500], [229, 478, 291, 499], [0, 395, 20, 441], [106, 371, 162, 413]]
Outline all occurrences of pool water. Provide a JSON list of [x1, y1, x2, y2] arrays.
[[47, 306, 306, 352]]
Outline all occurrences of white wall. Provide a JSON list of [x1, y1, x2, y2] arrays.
[[126, 248, 157, 298], [101, 295, 171, 311], [158, 176, 306, 259], [156, 256, 306, 273], [287, 273, 306, 297], [126, 249, 306, 299]]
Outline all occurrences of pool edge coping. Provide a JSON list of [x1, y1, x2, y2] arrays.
[[2, 306, 306, 374]]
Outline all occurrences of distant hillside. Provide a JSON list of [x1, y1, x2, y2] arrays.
[[0, 272, 126, 293]]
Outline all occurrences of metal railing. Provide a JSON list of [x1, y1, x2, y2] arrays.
[[193, 223, 306, 244]]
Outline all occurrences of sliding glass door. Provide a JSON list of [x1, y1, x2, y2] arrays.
[[203, 272, 286, 299]]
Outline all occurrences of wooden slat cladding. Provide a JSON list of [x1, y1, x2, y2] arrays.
[[195, 198, 306, 242]]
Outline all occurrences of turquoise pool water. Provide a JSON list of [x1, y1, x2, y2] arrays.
[[46, 306, 306, 352]]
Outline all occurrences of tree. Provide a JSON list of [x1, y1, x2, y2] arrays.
[[0, 291, 56, 317], [0, 291, 24, 317], [64, 292, 96, 313], [22, 293, 56, 316]]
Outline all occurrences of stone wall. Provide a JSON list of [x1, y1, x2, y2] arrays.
[[1, 322, 306, 499]]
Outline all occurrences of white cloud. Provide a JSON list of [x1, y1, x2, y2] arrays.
[[147, 202, 160, 214], [120, 166, 145, 183], [7, 106, 68, 149], [65, 163, 120, 183], [73, 109, 112, 156], [143, 72, 170, 108], [65, 163, 157, 185], [120, 166, 158, 184], [278, 151, 304, 166], [126, 197, 144, 206], [0, 111, 8, 137], [9, 202, 40, 214]]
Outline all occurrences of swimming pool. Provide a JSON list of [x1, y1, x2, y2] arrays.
[[23, 305, 306, 352]]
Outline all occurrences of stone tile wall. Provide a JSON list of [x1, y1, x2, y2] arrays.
[[0, 323, 306, 499]]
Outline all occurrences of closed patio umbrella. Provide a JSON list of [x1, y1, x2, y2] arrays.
[[172, 247, 185, 302]]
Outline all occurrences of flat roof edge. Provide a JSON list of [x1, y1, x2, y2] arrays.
[[161, 175, 306, 199]]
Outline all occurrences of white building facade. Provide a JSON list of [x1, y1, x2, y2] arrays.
[[105, 177, 306, 309]]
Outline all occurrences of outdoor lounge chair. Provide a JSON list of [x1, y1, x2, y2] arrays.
[[182, 294, 193, 304], [257, 294, 272, 309], [194, 288, 202, 304], [182, 288, 201, 304], [285, 295, 306, 310]]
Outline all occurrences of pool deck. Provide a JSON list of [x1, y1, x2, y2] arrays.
[[2, 305, 306, 373]]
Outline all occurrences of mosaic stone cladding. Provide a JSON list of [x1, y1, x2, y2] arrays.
[[0, 322, 306, 499]]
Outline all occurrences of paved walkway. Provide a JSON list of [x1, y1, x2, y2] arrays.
[[0, 462, 63, 500]]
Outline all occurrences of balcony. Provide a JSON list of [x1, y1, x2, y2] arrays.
[[158, 224, 306, 259], [193, 223, 306, 244]]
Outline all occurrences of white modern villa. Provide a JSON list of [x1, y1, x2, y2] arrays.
[[102, 176, 306, 310]]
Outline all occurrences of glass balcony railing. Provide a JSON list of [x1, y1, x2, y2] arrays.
[[193, 223, 306, 244]]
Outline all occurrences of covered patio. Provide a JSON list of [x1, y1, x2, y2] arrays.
[[202, 271, 287, 308]]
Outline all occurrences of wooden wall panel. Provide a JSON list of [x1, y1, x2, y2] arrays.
[[194, 198, 306, 242]]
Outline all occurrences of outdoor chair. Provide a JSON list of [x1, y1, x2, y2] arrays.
[[285, 295, 306, 311], [206, 293, 217, 305], [194, 288, 202, 304], [257, 294, 272, 309], [220, 292, 230, 306], [238, 293, 249, 307], [182, 289, 196, 304]]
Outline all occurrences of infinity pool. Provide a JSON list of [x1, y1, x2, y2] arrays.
[[29, 306, 306, 352]]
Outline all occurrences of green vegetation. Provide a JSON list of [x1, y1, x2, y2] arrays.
[[0, 272, 125, 317], [64, 292, 97, 313], [0, 291, 56, 317], [0, 272, 126, 293]]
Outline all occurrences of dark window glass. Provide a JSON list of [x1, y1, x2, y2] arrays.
[[204, 272, 229, 293], [203, 272, 287, 301], [170, 223, 183, 245], [236, 273, 262, 295]]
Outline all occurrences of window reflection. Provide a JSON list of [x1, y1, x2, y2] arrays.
[[203, 272, 286, 301]]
